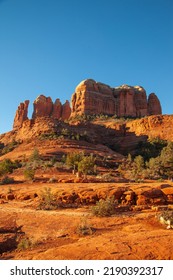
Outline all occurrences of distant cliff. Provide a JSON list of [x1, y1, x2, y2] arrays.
[[13, 95, 71, 129], [71, 79, 162, 118], [13, 79, 162, 129]]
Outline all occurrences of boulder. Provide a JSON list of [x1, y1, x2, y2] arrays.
[[13, 100, 29, 129]]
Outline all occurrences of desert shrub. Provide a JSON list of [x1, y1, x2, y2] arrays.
[[76, 217, 94, 236], [17, 237, 32, 250], [23, 168, 35, 181], [78, 154, 96, 176], [66, 152, 96, 176], [0, 159, 21, 177], [0, 176, 14, 185], [91, 197, 116, 217], [37, 187, 57, 210], [1, 140, 20, 155], [66, 152, 84, 172], [135, 138, 167, 161], [29, 148, 41, 162]]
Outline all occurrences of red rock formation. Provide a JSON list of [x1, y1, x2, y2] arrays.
[[71, 79, 116, 117], [52, 98, 62, 119], [148, 93, 162, 115], [32, 95, 53, 119], [71, 79, 162, 118], [61, 100, 71, 120], [13, 100, 29, 129]]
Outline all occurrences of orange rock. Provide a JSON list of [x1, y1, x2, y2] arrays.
[[52, 98, 62, 119], [61, 100, 71, 120], [148, 93, 162, 115], [13, 100, 29, 129], [32, 95, 53, 118], [71, 79, 161, 118]]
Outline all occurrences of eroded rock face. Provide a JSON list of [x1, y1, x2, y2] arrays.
[[12, 79, 162, 130], [32, 95, 53, 119], [13, 100, 29, 129], [62, 100, 71, 120], [71, 79, 162, 118], [13, 95, 72, 129], [52, 98, 62, 119]]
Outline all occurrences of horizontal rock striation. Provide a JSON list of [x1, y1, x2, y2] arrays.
[[71, 79, 162, 118]]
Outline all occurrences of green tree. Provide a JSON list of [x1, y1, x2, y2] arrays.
[[78, 154, 95, 177], [29, 148, 41, 162], [131, 155, 145, 179], [159, 142, 173, 179], [0, 159, 21, 177], [66, 152, 84, 173], [23, 168, 35, 181], [145, 157, 162, 179]]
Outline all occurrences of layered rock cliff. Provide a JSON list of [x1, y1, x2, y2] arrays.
[[71, 79, 162, 118], [13, 95, 71, 129], [12, 79, 162, 130]]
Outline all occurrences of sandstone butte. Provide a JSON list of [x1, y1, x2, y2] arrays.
[[13, 79, 162, 129], [71, 79, 162, 118]]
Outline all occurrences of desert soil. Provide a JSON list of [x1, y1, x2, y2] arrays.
[[1, 182, 173, 260]]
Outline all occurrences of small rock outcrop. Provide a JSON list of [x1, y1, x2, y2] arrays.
[[71, 79, 162, 118], [13, 100, 29, 129]]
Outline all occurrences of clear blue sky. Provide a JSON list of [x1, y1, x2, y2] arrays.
[[0, 0, 172, 133]]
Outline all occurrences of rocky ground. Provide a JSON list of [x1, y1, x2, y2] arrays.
[[1, 181, 173, 260]]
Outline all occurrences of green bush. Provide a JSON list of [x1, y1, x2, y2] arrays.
[[17, 237, 32, 250], [37, 187, 57, 210], [23, 168, 35, 180], [91, 197, 116, 217], [0, 159, 21, 177], [1, 140, 19, 155]]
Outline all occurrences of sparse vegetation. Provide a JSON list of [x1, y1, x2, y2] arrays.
[[23, 167, 35, 181], [76, 217, 94, 236], [0, 159, 21, 177], [17, 237, 32, 250], [118, 141, 173, 181], [37, 187, 57, 210], [91, 197, 116, 217], [0, 140, 20, 155], [66, 152, 96, 176]]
